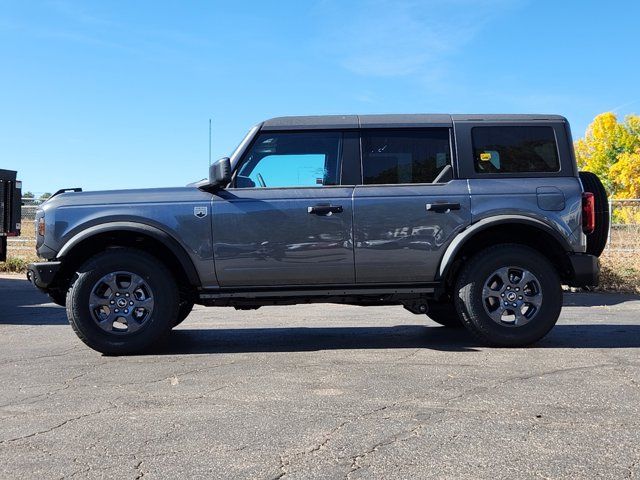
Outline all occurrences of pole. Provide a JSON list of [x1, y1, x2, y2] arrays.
[[208, 118, 212, 167]]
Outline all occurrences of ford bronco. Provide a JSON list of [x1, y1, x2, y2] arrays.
[[27, 114, 608, 354]]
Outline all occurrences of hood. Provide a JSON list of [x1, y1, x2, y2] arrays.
[[42, 186, 211, 209]]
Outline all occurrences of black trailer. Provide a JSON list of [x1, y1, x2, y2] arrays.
[[0, 169, 22, 262]]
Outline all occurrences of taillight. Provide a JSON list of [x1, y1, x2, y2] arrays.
[[37, 217, 46, 236], [582, 192, 595, 234]]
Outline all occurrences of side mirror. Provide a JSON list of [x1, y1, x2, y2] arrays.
[[209, 157, 231, 188]]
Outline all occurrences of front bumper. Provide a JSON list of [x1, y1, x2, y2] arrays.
[[27, 261, 62, 290], [567, 253, 599, 287]]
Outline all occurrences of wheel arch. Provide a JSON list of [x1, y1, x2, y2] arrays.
[[437, 216, 573, 290], [53, 222, 200, 291]]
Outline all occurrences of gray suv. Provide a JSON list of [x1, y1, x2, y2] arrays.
[[27, 114, 606, 354]]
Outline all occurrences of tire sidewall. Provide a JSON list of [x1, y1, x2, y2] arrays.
[[67, 250, 178, 354], [455, 245, 562, 346]]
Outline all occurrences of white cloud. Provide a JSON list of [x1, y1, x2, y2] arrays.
[[316, 0, 520, 78]]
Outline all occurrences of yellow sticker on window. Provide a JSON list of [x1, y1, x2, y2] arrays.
[[480, 152, 492, 161]]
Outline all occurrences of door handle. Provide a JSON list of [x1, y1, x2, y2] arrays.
[[307, 204, 343, 216], [426, 202, 461, 213]]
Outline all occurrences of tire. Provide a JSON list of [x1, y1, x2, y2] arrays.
[[579, 171, 609, 257], [454, 244, 562, 347], [173, 299, 194, 327], [66, 248, 179, 355], [426, 302, 463, 328]]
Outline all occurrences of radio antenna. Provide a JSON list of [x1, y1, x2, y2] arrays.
[[208, 118, 212, 167]]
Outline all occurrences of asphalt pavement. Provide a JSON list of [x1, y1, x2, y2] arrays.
[[1, 273, 639, 479]]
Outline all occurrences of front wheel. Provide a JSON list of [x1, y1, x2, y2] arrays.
[[454, 244, 562, 347], [66, 249, 179, 355]]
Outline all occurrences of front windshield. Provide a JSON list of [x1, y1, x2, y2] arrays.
[[230, 125, 259, 165]]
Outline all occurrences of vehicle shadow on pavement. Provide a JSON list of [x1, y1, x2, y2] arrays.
[[166, 325, 481, 353], [164, 323, 640, 355], [563, 292, 640, 307], [0, 276, 67, 325]]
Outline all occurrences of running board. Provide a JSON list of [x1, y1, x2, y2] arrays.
[[199, 284, 437, 300]]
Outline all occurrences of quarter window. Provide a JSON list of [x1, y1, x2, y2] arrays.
[[361, 129, 451, 185], [235, 132, 342, 188], [472, 126, 560, 174]]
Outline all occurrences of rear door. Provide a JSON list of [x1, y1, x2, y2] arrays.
[[211, 130, 358, 287], [353, 128, 471, 283]]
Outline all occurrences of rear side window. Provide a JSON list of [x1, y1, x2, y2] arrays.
[[472, 126, 559, 174], [361, 129, 451, 185]]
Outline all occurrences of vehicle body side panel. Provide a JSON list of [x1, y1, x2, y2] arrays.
[[353, 181, 471, 283], [211, 187, 355, 287], [467, 177, 586, 252], [38, 188, 217, 286]]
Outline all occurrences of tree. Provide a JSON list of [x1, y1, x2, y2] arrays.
[[575, 112, 640, 196], [39, 192, 52, 201]]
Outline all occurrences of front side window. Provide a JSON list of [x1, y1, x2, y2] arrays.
[[235, 131, 342, 188], [361, 129, 451, 185], [472, 126, 560, 174]]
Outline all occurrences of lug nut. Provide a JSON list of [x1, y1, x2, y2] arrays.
[[512, 303, 517, 307], [501, 293, 505, 297], [124, 309, 129, 314], [519, 296, 523, 300], [115, 293, 120, 297], [110, 300, 115, 305], [125, 293, 130, 297], [114, 308, 119, 313], [129, 301, 134, 306]]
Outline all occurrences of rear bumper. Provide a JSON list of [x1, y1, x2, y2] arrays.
[[567, 253, 599, 287], [27, 261, 62, 290]]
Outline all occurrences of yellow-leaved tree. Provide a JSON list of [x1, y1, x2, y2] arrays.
[[575, 112, 640, 224], [575, 112, 640, 197]]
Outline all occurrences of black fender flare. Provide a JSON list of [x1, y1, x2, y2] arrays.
[[437, 215, 573, 281], [57, 221, 201, 286]]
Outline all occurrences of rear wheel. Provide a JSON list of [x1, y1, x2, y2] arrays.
[[66, 249, 178, 355], [426, 302, 463, 328], [454, 244, 562, 347], [579, 171, 609, 257]]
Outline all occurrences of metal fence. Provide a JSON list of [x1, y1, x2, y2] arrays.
[[5, 197, 640, 260], [20, 197, 46, 221], [608, 199, 640, 251]]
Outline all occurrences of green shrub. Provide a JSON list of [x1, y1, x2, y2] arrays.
[[0, 257, 29, 273]]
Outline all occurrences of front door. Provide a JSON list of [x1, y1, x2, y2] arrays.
[[212, 130, 356, 287], [353, 128, 472, 283]]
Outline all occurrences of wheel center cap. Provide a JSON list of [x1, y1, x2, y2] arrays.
[[116, 298, 128, 308], [506, 291, 517, 302]]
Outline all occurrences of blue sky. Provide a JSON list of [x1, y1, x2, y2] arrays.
[[1, 0, 639, 194]]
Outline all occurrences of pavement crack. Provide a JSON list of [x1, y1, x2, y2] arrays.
[[345, 422, 425, 479], [1, 406, 113, 444], [274, 402, 400, 477]]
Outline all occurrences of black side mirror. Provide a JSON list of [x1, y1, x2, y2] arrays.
[[209, 157, 231, 188]]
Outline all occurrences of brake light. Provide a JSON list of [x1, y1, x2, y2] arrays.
[[582, 192, 595, 234]]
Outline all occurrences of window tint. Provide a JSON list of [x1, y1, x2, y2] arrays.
[[235, 132, 342, 188], [472, 126, 559, 174], [361, 129, 451, 185]]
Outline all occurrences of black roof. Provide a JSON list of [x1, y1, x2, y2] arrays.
[[261, 114, 567, 130]]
